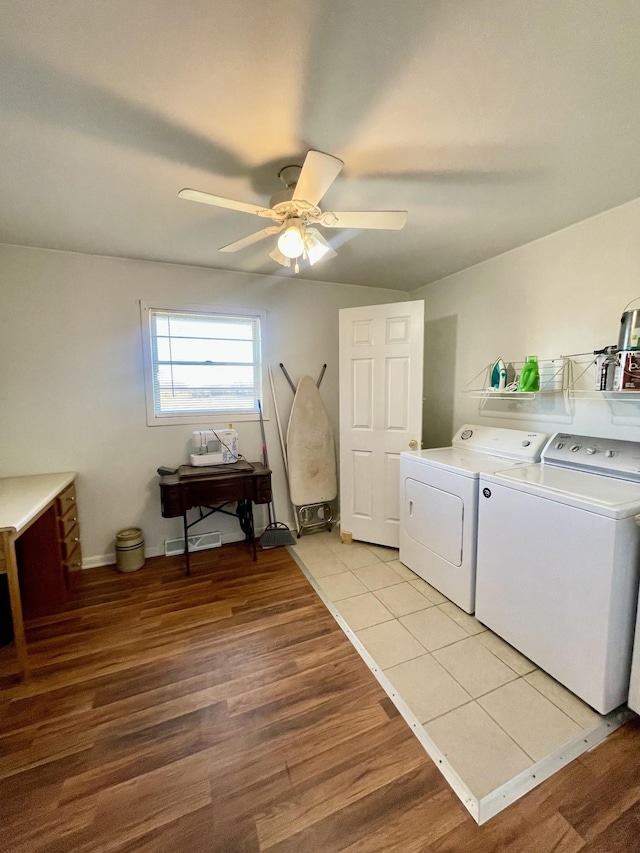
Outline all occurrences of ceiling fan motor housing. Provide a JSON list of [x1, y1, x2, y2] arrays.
[[277, 164, 302, 189]]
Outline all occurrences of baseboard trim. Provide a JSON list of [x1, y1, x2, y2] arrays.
[[80, 529, 261, 569]]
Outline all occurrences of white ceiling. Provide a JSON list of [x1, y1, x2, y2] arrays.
[[2, 1, 640, 291]]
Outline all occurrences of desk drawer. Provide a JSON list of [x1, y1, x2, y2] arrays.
[[63, 542, 83, 574], [58, 506, 80, 538], [56, 483, 77, 515], [254, 475, 272, 504], [60, 523, 81, 561], [188, 478, 248, 507]]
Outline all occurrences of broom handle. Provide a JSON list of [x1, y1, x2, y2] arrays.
[[257, 400, 274, 526], [268, 368, 288, 479], [257, 400, 269, 467], [279, 363, 296, 395]]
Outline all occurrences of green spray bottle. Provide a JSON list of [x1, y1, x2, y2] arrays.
[[517, 356, 540, 392]]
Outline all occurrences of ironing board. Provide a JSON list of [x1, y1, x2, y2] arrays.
[[286, 375, 337, 508]]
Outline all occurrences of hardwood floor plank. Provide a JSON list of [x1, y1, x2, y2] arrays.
[[255, 721, 433, 849], [578, 800, 640, 852], [497, 812, 585, 853], [0, 789, 98, 853], [0, 751, 88, 822], [270, 772, 467, 853], [114, 804, 256, 853], [559, 770, 640, 844], [57, 705, 223, 805]]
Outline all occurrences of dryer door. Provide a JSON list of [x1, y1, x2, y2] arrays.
[[404, 478, 463, 566]]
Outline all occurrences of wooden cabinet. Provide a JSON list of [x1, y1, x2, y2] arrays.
[[16, 481, 82, 618]]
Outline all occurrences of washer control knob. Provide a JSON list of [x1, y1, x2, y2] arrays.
[[521, 440, 531, 447], [555, 442, 564, 449], [570, 444, 581, 452], [605, 449, 616, 458], [586, 447, 597, 455]]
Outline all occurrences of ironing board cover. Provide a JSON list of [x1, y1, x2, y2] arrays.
[[286, 375, 337, 505]]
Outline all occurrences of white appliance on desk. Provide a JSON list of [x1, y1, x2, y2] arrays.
[[399, 425, 548, 614], [476, 433, 640, 714], [190, 428, 239, 466]]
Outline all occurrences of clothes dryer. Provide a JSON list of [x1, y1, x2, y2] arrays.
[[476, 433, 640, 714], [399, 425, 548, 613]]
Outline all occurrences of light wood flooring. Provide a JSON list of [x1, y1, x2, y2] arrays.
[[1, 543, 639, 852]]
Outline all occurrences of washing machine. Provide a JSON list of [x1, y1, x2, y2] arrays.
[[399, 425, 548, 614], [476, 433, 640, 714]]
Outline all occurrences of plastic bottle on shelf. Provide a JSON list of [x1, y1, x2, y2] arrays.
[[517, 356, 540, 392], [595, 346, 618, 391]]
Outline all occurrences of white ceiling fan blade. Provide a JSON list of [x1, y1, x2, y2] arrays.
[[219, 225, 282, 253], [292, 150, 344, 206], [323, 210, 408, 230], [178, 188, 274, 219]]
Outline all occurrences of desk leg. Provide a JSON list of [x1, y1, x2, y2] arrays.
[[183, 511, 191, 577], [237, 499, 257, 561], [3, 533, 29, 679], [250, 503, 256, 561]]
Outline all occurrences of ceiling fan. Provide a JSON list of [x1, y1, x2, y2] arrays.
[[178, 150, 408, 272]]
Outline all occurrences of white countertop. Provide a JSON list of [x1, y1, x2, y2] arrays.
[[0, 473, 76, 535]]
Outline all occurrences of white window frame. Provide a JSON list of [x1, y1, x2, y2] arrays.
[[140, 301, 266, 427]]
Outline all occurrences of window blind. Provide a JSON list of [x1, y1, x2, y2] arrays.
[[149, 309, 262, 417]]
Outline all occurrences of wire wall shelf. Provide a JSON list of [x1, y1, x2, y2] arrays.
[[462, 357, 569, 399], [567, 353, 640, 400]]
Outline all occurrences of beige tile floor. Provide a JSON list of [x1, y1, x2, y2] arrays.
[[290, 529, 608, 802]]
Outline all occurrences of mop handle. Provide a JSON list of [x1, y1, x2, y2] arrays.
[[257, 400, 269, 468]]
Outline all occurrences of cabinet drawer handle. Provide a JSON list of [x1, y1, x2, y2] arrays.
[[74, 537, 80, 542]]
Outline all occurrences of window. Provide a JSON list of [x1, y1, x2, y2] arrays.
[[141, 304, 264, 426]]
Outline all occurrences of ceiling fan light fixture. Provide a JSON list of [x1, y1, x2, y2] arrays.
[[304, 228, 337, 266], [277, 218, 306, 258], [268, 246, 291, 267]]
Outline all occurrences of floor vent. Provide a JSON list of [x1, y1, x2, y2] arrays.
[[164, 531, 222, 557]]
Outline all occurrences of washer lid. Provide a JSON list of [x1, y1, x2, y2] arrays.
[[400, 447, 535, 477], [482, 464, 640, 518]]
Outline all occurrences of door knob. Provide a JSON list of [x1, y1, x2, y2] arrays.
[[408, 439, 418, 449]]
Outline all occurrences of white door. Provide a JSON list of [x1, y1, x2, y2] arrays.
[[339, 300, 424, 547]]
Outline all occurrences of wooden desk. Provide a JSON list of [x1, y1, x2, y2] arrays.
[[0, 472, 77, 678], [159, 462, 272, 575]]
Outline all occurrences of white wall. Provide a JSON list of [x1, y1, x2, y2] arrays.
[[4, 196, 639, 565], [413, 197, 640, 444], [0, 244, 399, 564]]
